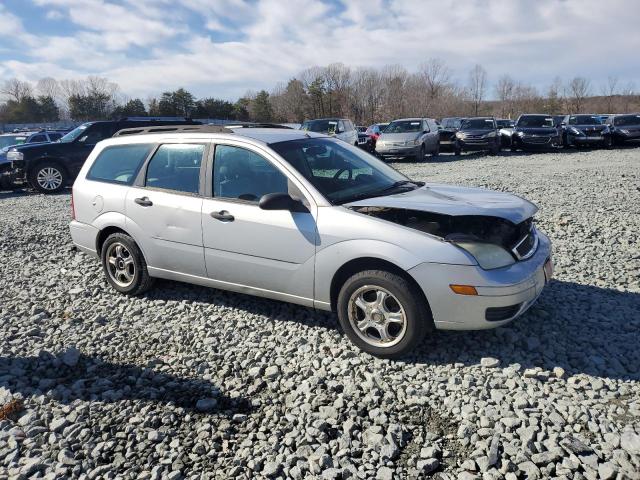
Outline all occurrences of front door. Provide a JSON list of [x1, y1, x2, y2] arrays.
[[125, 143, 207, 276], [201, 143, 317, 302]]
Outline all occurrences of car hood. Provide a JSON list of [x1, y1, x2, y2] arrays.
[[345, 183, 537, 224], [515, 127, 558, 135], [379, 132, 420, 142], [11, 141, 58, 152]]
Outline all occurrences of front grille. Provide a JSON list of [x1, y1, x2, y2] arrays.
[[522, 136, 551, 144], [486, 304, 522, 321], [511, 224, 538, 260]]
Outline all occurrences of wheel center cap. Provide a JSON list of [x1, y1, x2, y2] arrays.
[[371, 311, 385, 323], [118, 260, 125, 269]]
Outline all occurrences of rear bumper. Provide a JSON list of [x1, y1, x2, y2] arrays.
[[409, 232, 552, 330], [70, 220, 99, 257]]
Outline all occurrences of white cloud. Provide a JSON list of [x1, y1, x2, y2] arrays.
[[1, 0, 639, 99]]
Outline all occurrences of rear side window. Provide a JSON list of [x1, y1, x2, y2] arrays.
[[87, 144, 153, 185], [30, 134, 47, 143], [145, 144, 204, 194]]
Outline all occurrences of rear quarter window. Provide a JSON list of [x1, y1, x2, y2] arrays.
[[86, 144, 153, 185]]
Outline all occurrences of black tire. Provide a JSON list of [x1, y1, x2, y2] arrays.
[[337, 269, 432, 359], [29, 161, 67, 194], [510, 143, 518, 153], [101, 233, 154, 295], [489, 142, 499, 156], [604, 135, 613, 149], [432, 142, 440, 156], [454, 143, 462, 156], [415, 144, 425, 162]]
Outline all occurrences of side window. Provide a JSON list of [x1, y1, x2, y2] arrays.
[[30, 134, 48, 143], [79, 124, 112, 144], [345, 120, 353, 132], [423, 121, 430, 132], [337, 121, 345, 133], [87, 144, 153, 185], [48, 133, 62, 141], [145, 144, 204, 194], [213, 145, 289, 202]]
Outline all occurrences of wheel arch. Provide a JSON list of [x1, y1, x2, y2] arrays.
[[329, 256, 432, 316], [96, 225, 131, 256]]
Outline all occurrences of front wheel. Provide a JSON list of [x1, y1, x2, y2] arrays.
[[604, 136, 613, 149], [454, 143, 462, 156], [415, 144, 425, 162], [29, 161, 67, 193], [101, 233, 154, 295], [432, 142, 440, 157], [337, 270, 431, 358]]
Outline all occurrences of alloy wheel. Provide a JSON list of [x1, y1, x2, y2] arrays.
[[36, 167, 63, 191], [105, 242, 136, 288], [347, 285, 407, 347]]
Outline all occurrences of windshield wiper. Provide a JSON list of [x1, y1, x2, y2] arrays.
[[337, 180, 424, 204]]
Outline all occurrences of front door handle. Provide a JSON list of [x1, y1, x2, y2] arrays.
[[210, 210, 234, 222], [134, 196, 153, 207]]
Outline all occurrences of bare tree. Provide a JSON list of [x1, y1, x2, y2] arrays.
[[419, 58, 451, 100], [601, 76, 618, 113], [36, 77, 60, 100], [568, 77, 590, 113], [468, 64, 487, 116], [495, 74, 516, 118], [1, 78, 33, 102]]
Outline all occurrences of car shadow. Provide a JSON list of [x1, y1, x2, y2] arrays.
[[0, 352, 251, 415], [143, 278, 640, 381]]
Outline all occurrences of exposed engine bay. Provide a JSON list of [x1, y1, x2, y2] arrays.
[[350, 206, 533, 251]]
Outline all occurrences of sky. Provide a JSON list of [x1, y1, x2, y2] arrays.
[[0, 0, 638, 101]]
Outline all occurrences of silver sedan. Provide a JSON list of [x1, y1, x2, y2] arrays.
[[70, 127, 552, 358]]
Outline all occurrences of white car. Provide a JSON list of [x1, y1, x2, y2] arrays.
[[70, 125, 553, 358]]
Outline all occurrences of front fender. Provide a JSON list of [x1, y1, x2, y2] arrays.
[[314, 239, 427, 305]]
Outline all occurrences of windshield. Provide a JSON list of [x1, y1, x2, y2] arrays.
[[613, 114, 640, 126], [59, 123, 90, 143], [270, 138, 416, 204], [301, 120, 339, 134], [568, 115, 601, 125], [461, 118, 495, 130], [384, 120, 423, 133], [0, 135, 28, 150], [517, 116, 555, 128]]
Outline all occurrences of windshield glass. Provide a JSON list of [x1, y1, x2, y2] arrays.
[[517, 116, 555, 128], [0, 135, 28, 150], [569, 115, 601, 125], [59, 123, 90, 143], [384, 120, 422, 133], [301, 120, 339, 134], [270, 138, 415, 204], [461, 118, 495, 130], [614, 114, 640, 126]]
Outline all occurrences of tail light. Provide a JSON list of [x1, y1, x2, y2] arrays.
[[71, 189, 76, 220]]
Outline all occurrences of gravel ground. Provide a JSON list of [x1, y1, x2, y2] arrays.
[[1, 147, 639, 480]]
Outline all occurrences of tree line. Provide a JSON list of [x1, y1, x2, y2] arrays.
[[1, 60, 638, 126]]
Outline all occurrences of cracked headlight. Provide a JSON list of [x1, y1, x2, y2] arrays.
[[455, 132, 465, 139], [568, 127, 583, 135], [454, 242, 516, 270]]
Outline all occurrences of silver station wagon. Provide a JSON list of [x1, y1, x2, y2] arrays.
[[70, 125, 553, 358]]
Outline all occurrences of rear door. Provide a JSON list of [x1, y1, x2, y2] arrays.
[[201, 141, 317, 302], [125, 142, 208, 276]]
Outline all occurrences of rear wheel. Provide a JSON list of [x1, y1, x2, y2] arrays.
[[101, 233, 154, 295], [29, 161, 67, 193], [337, 270, 431, 358]]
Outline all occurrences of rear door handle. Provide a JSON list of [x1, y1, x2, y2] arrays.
[[210, 210, 234, 222], [134, 196, 153, 207]]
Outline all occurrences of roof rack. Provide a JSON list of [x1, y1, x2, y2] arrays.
[[113, 125, 233, 137], [223, 122, 292, 129]]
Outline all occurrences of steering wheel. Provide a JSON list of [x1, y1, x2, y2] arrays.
[[333, 167, 353, 180]]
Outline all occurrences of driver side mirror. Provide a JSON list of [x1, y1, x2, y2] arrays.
[[259, 192, 308, 212]]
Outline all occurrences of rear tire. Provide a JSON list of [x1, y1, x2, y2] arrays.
[[29, 161, 67, 194], [101, 233, 154, 295], [337, 269, 431, 358]]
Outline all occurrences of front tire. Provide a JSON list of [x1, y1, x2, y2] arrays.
[[29, 161, 67, 193], [604, 135, 613, 149], [415, 144, 425, 162], [337, 270, 431, 358], [432, 142, 440, 157], [101, 233, 154, 295], [454, 143, 462, 156]]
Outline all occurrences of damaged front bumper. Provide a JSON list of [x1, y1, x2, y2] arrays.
[[408, 231, 552, 330]]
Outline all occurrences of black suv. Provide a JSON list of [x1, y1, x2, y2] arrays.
[[439, 117, 465, 151], [510, 114, 562, 151], [4, 118, 200, 193], [453, 117, 500, 155]]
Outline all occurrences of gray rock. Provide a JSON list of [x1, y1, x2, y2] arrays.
[[620, 431, 640, 455], [61, 347, 81, 367], [376, 466, 394, 480], [480, 357, 500, 368], [195, 398, 217, 412]]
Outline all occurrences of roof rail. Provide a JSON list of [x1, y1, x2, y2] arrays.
[[113, 125, 234, 137]]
